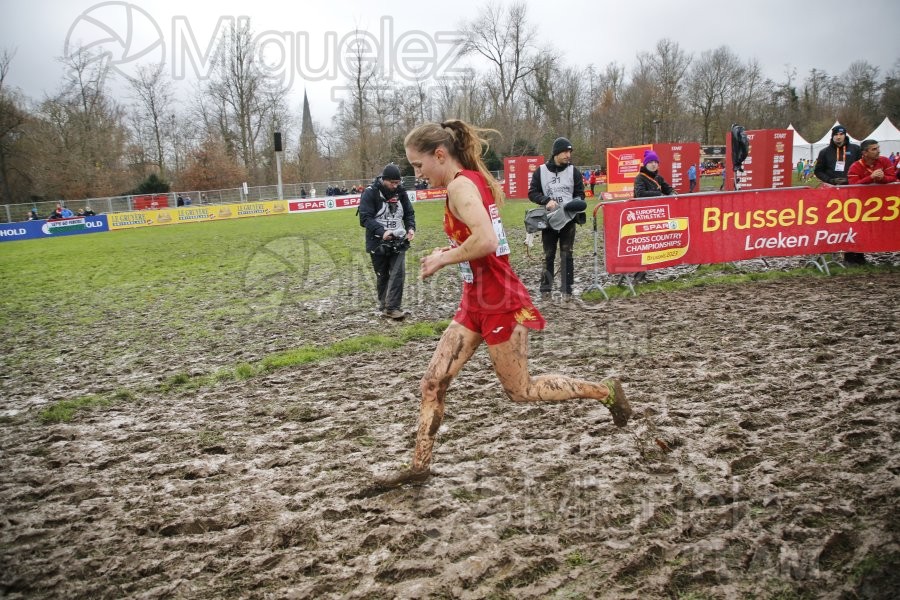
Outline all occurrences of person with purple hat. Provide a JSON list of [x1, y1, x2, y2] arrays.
[[633, 150, 675, 198]]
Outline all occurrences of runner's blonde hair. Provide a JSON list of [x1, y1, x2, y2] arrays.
[[404, 120, 505, 206]]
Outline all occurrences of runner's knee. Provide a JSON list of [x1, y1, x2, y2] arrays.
[[420, 374, 450, 399]]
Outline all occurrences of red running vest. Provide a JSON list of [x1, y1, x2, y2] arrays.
[[443, 170, 540, 314]]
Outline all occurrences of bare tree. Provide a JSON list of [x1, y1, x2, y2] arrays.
[[461, 1, 538, 152], [638, 39, 692, 142], [127, 63, 172, 176], [30, 46, 129, 199], [838, 61, 881, 133], [881, 59, 900, 125], [335, 29, 380, 176], [204, 19, 286, 183], [0, 48, 29, 203], [433, 70, 489, 124], [524, 54, 589, 154], [687, 46, 743, 144]]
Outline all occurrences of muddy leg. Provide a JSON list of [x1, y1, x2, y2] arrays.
[[377, 322, 481, 486], [486, 325, 631, 426]]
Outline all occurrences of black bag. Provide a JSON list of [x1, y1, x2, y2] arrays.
[[524, 208, 549, 233], [731, 124, 749, 171]]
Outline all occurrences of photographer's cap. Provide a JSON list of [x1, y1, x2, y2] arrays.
[[382, 164, 402, 181]]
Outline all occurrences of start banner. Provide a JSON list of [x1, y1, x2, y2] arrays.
[[603, 184, 900, 273], [606, 144, 651, 193], [503, 156, 543, 199]]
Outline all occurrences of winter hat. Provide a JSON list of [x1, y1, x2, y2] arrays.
[[643, 150, 660, 166], [832, 125, 847, 136], [551, 137, 573, 157], [382, 164, 402, 181]]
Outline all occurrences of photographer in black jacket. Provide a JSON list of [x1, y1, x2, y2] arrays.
[[359, 164, 416, 320]]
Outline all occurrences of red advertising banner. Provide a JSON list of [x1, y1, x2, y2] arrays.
[[725, 129, 791, 191], [653, 143, 701, 194], [606, 144, 651, 192], [415, 188, 448, 201], [603, 184, 900, 273], [288, 195, 361, 213], [601, 191, 637, 201], [503, 156, 543, 199]]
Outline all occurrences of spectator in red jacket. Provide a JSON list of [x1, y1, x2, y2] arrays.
[[848, 140, 897, 185], [844, 140, 897, 266]]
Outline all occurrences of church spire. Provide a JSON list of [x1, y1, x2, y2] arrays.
[[300, 90, 317, 156]]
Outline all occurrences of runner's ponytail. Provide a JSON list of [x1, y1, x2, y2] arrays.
[[405, 120, 505, 206]]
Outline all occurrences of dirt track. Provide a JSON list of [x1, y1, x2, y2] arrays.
[[2, 266, 899, 599]]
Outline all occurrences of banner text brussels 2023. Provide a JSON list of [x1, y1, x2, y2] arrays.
[[602, 184, 900, 273]]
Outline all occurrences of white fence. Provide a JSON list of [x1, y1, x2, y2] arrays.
[[1, 168, 550, 223]]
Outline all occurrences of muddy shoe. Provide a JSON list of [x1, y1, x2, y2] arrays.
[[382, 309, 407, 321], [375, 467, 431, 488], [600, 378, 631, 427]]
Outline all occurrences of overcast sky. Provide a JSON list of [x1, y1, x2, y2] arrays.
[[2, 0, 899, 130]]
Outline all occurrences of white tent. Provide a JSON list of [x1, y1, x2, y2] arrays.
[[862, 117, 900, 157], [811, 121, 860, 159], [788, 124, 814, 165]]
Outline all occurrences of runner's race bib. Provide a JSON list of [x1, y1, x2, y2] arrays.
[[449, 203, 510, 284], [489, 204, 510, 257]]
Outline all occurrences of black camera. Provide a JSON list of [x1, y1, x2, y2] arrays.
[[381, 237, 410, 254]]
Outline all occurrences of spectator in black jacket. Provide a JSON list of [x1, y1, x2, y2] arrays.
[[528, 137, 586, 301], [814, 125, 859, 185], [633, 150, 675, 198], [358, 164, 416, 320]]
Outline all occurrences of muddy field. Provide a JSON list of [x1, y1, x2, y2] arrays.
[[2, 259, 899, 599]]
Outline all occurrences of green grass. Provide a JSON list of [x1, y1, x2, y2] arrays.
[[38, 388, 136, 423], [39, 395, 112, 423], [31, 317, 449, 424], [565, 551, 586, 567]]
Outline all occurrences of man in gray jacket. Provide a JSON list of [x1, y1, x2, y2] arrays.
[[528, 137, 586, 301]]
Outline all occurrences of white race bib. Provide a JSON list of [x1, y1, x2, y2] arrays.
[[488, 204, 510, 257]]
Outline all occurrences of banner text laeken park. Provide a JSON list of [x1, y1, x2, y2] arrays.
[[602, 184, 900, 274]]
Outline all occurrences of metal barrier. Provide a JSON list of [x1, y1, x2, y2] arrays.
[[1, 172, 505, 223], [0, 183, 363, 223]]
